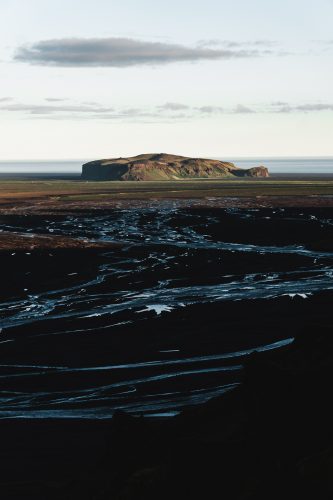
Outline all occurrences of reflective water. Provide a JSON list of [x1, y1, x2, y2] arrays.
[[0, 207, 332, 418]]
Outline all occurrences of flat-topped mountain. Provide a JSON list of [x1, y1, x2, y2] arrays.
[[81, 153, 269, 181]]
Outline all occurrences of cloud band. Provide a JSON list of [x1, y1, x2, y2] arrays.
[[14, 37, 263, 67]]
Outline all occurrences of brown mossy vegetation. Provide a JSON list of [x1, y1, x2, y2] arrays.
[[82, 153, 269, 181]]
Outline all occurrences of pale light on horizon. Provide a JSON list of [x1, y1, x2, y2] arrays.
[[0, 0, 332, 160]]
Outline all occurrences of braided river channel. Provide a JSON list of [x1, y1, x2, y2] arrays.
[[0, 206, 332, 418]]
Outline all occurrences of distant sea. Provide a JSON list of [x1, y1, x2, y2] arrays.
[[0, 157, 332, 174]]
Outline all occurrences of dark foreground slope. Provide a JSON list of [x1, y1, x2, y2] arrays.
[[0, 207, 332, 499], [1, 326, 333, 500], [82, 153, 269, 181]]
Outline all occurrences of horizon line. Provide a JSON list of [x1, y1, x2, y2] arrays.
[[1, 155, 333, 162]]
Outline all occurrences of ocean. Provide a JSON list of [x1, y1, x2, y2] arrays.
[[0, 157, 332, 174]]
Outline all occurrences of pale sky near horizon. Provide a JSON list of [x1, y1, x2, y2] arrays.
[[0, 0, 332, 160]]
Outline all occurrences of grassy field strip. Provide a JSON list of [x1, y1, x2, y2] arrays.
[[1, 180, 333, 202]]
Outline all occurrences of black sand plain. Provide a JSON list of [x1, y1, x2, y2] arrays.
[[0, 174, 333, 499]]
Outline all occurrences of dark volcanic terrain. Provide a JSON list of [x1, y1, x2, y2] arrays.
[[0, 206, 332, 499], [81, 153, 269, 181], [0, 186, 333, 499], [0, 206, 332, 418]]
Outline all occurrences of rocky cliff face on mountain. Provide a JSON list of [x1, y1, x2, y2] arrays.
[[81, 153, 269, 181]]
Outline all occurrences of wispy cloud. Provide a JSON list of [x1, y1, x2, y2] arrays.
[[312, 39, 333, 45], [197, 39, 293, 57], [14, 37, 270, 67], [233, 104, 255, 114], [197, 39, 278, 49], [271, 102, 333, 113], [0, 97, 12, 102], [0, 102, 114, 114], [195, 105, 224, 114], [158, 102, 190, 111], [1, 99, 332, 121], [44, 97, 68, 102]]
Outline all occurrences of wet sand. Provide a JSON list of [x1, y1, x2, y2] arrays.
[[1, 207, 332, 417], [0, 179, 333, 498]]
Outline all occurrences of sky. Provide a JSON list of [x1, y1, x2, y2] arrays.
[[0, 0, 333, 160]]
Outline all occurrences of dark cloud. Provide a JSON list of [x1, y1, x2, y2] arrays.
[[0, 97, 12, 102], [14, 37, 263, 67]]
